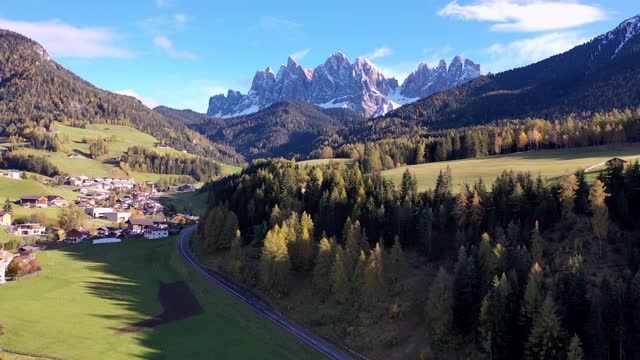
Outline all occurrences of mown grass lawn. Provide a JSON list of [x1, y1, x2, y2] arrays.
[[381, 143, 640, 191], [0, 236, 320, 360]]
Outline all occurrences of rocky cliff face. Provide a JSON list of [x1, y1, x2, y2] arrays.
[[207, 52, 481, 118]]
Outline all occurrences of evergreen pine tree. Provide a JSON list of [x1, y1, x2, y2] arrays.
[[426, 267, 454, 350], [567, 334, 584, 360], [312, 236, 334, 296], [530, 221, 543, 264], [331, 245, 351, 304], [388, 235, 407, 288], [525, 294, 566, 360]]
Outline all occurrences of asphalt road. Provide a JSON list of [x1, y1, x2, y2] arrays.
[[177, 226, 356, 360]]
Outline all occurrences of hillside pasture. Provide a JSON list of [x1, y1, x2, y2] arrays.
[[381, 144, 640, 191]]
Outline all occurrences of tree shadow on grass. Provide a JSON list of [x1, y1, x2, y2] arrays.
[[55, 238, 207, 359]]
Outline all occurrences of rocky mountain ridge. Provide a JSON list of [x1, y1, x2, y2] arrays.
[[207, 53, 481, 118]]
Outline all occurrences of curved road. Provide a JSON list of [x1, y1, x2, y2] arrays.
[[177, 226, 356, 360]]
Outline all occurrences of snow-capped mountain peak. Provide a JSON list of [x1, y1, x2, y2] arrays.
[[207, 53, 482, 118]]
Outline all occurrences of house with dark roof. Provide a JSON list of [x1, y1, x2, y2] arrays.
[[66, 227, 90, 242], [46, 195, 68, 207], [606, 157, 630, 169], [20, 195, 48, 208]]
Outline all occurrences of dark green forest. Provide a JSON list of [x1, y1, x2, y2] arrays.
[[196, 157, 640, 359]]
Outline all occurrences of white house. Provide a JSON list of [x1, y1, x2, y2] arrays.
[[0, 211, 12, 226], [0, 249, 15, 284], [86, 207, 114, 218], [15, 223, 46, 237], [144, 226, 168, 239], [103, 212, 131, 224], [0, 170, 21, 180]]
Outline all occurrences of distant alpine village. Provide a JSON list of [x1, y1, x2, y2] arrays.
[[0, 172, 200, 283]]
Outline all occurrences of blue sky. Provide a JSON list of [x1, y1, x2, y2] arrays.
[[0, 0, 637, 112]]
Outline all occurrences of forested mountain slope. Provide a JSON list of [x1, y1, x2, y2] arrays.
[[0, 29, 244, 165]]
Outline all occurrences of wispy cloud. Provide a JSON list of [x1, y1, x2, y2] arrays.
[[116, 89, 159, 108], [138, 14, 190, 33], [485, 31, 588, 72], [438, 0, 607, 32], [258, 16, 301, 31], [0, 18, 132, 58], [153, 35, 197, 60], [364, 47, 392, 60], [155, 0, 171, 8], [290, 49, 310, 60]]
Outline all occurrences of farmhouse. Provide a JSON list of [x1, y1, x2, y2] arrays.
[[606, 157, 629, 169], [20, 195, 48, 208], [0, 211, 12, 226], [66, 227, 90, 241], [47, 195, 68, 207], [18, 246, 38, 261], [15, 223, 46, 237], [0, 170, 21, 179], [144, 226, 169, 239], [127, 218, 166, 234]]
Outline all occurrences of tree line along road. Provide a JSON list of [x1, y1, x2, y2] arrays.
[[177, 225, 360, 360]]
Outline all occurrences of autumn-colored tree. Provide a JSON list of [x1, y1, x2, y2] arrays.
[[558, 174, 578, 221], [331, 245, 350, 304], [589, 179, 609, 257], [363, 242, 384, 304], [312, 236, 334, 296], [260, 224, 291, 297]]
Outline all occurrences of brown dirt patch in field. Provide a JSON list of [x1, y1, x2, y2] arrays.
[[116, 281, 204, 335]]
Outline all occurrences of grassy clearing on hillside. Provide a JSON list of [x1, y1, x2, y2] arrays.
[[298, 158, 355, 167], [382, 144, 640, 191], [162, 191, 209, 216], [14, 123, 241, 178], [0, 236, 320, 360]]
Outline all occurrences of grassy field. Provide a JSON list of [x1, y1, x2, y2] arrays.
[[381, 144, 640, 191], [162, 191, 209, 216], [298, 158, 355, 167], [14, 123, 241, 179], [0, 177, 80, 227], [0, 236, 320, 360]]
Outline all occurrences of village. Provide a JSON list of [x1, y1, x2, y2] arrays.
[[1, 173, 200, 257]]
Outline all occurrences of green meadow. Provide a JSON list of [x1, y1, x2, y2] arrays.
[[0, 237, 320, 360], [381, 143, 640, 191]]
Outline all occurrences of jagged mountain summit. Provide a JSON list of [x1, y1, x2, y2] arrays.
[[207, 53, 481, 118]]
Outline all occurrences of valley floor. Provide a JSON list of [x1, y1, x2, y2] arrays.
[[0, 236, 320, 360]]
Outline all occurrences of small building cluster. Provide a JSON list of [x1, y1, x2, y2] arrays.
[[0, 170, 22, 180]]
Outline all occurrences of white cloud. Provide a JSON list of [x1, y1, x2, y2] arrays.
[[116, 89, 159, 108], [174, 14, 188, 24], [364, 47, 393, 60], [485, 31, 588, 71], [290, 49, 310, 60], [258, 16, 300, 31], [153, 35, 197, 60], [0, 18, 132, 58], [438, 0, 607, 32]]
